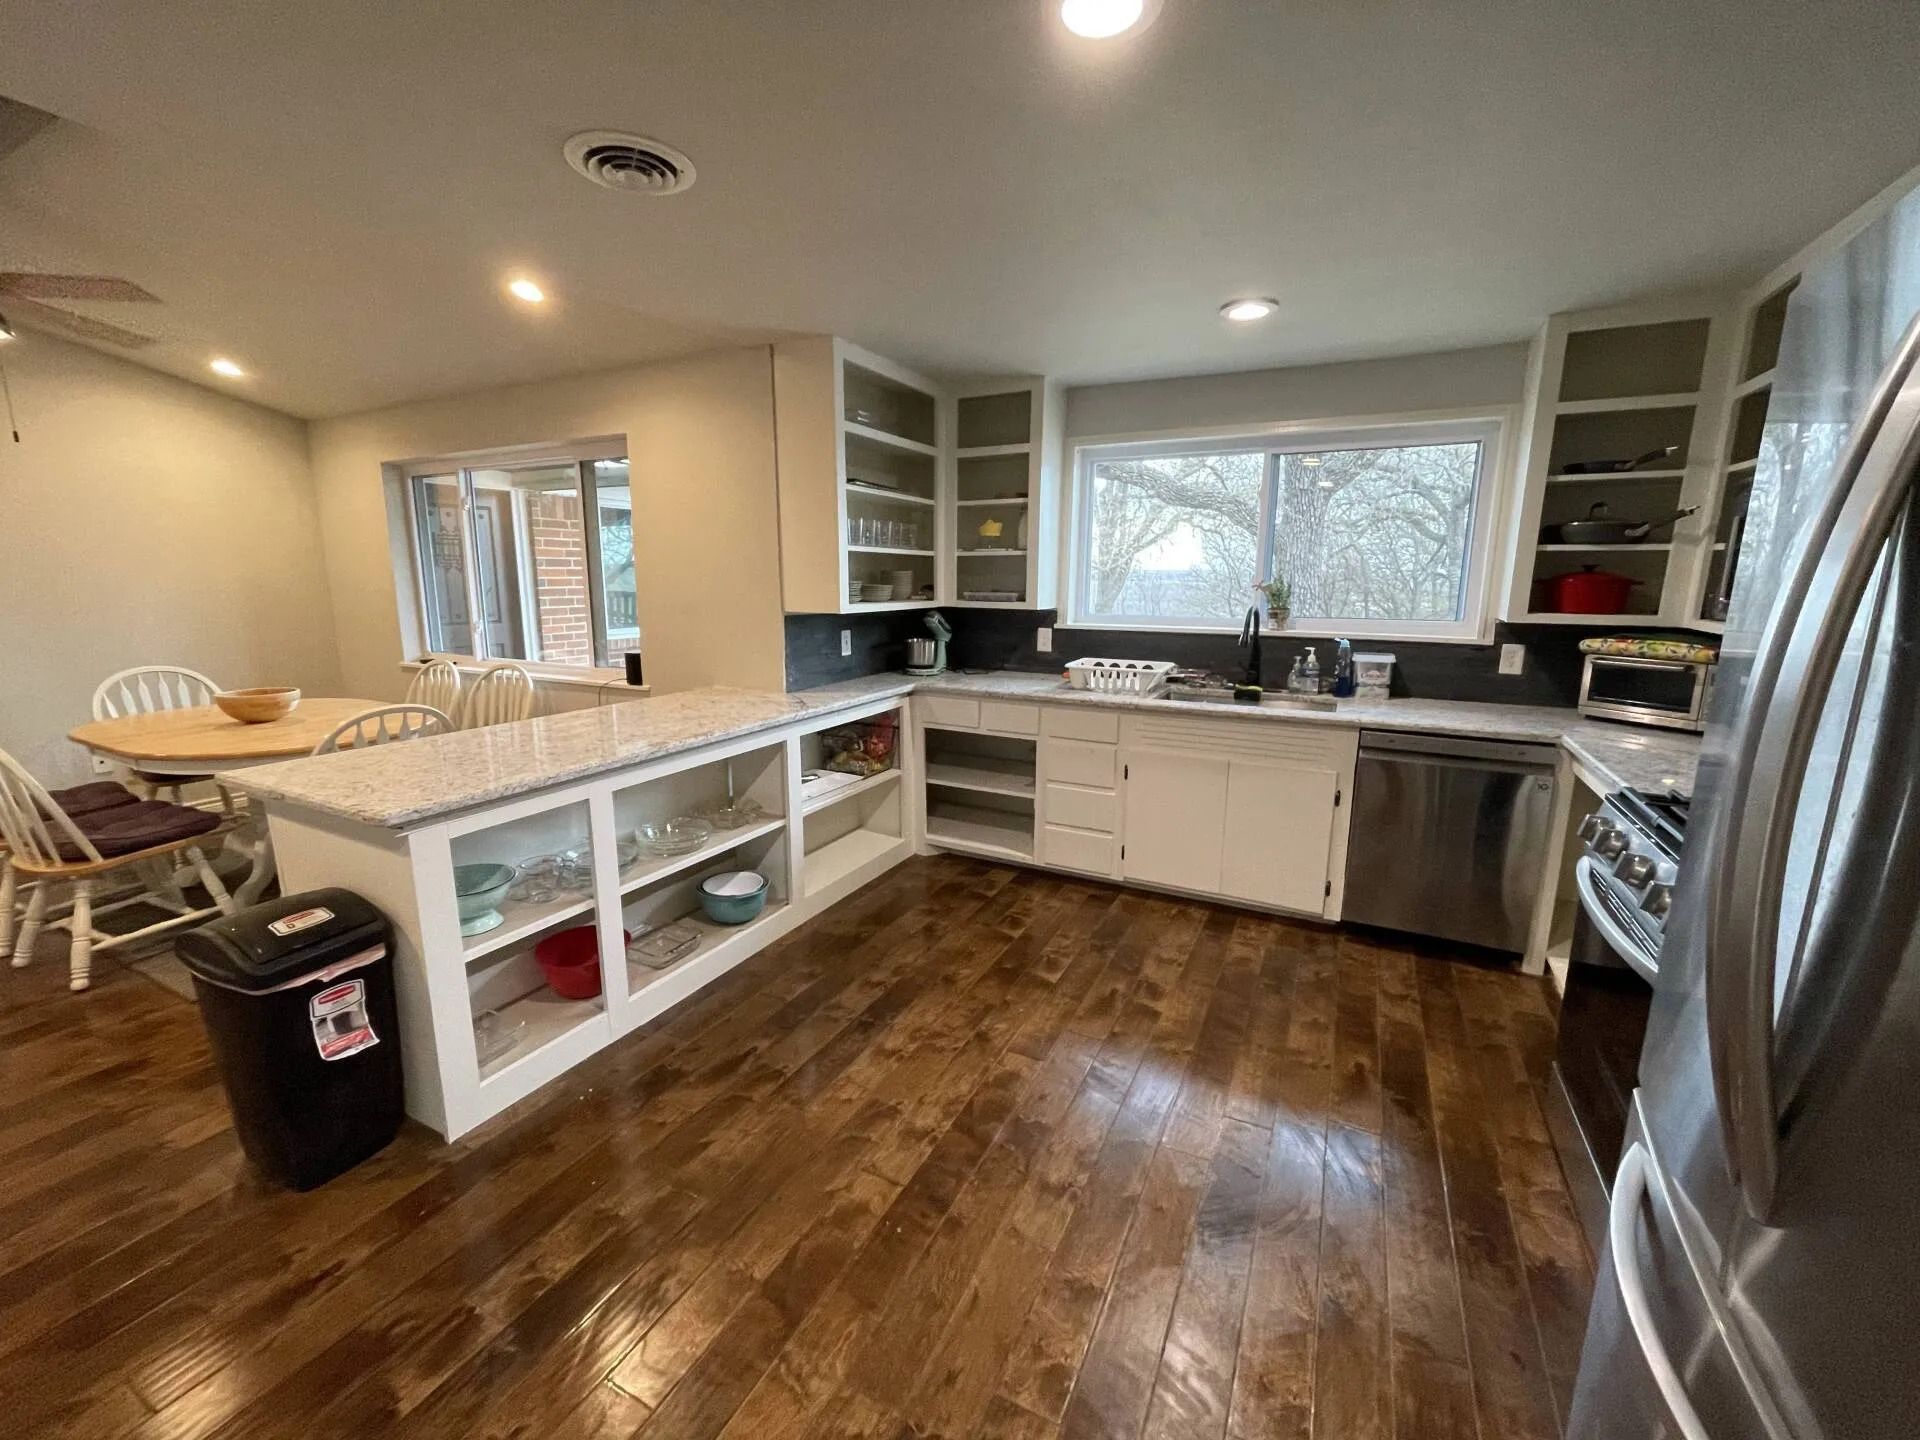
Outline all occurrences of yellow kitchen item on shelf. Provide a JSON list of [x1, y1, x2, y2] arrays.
[[976, 516, 1004, 541]]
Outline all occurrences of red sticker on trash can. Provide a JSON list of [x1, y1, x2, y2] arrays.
[[310, 979, 378, 1061]]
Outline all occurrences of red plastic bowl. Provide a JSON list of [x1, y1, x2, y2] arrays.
[[534, 926, 623, 1000]]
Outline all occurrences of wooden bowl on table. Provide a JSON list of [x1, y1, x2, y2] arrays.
[[214, 687, 302, 724]]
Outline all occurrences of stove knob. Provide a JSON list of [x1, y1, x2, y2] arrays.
[[1641, 883, 1673, 920], [1614, 852, 1657, 889], [1592, 826, 1628, 860], [1577, 812, 1606, 843]]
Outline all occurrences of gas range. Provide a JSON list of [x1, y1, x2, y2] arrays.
[[1576, 787, 1690, 973]]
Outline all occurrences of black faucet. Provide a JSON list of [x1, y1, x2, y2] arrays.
[[1234, 606, 1263, 703]]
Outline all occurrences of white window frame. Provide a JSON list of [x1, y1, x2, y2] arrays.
[[1065, 412, 1510, 643], [397, 436, 632, 677]]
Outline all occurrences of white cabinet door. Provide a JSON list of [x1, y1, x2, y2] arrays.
[[1120, 750, 1229, 895], [1220, 761, 1337, 913]]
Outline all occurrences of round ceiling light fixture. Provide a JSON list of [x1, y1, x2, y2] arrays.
[[1059, 0, 1158, 39], [1220, 297, 1279, 324], [208, 357, 246, 378], [506, 276, 546, 304]]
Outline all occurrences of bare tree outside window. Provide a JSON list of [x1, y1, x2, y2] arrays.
[[1077, 428, 1492, 633]]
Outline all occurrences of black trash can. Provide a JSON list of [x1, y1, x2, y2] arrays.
[[176, 888, 404, 1190]]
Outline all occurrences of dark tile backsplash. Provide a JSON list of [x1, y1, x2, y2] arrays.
[[786, 608, 1700, 709]]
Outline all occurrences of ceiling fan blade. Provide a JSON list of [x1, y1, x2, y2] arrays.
[[4, 295, 157, 349], [0, 273, 159, 303]]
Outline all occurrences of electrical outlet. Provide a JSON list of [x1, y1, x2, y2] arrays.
[[1499, 643, 1526, 676], [839, 628, 852, 658], [89, 751, 117, 776], [1036, 626, 1053, 654]]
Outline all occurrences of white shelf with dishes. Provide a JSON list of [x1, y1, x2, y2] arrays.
[[1503, 301, 1736, 627], [775, 337, 945, 614], [797, 705, 910, 904], [947, 379, 1061, 610]]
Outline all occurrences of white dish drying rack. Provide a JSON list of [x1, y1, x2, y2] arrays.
[[1063, 658, 1176, 695]]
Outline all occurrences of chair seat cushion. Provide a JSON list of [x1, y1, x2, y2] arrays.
[[59, 800, 221, 861], [46, 781, 142, 819]]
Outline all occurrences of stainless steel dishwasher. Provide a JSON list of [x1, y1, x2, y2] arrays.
[[1342, 729, 1558, 952]]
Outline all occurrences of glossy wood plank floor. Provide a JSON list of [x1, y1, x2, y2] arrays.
[[0, 857, 1592, 1440]]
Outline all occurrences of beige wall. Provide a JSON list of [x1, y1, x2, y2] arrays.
[[1063, 342, 1531, 440], [306, 347, 787, 706], [0, 333, 341, 785]]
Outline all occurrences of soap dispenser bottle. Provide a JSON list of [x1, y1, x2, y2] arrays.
[[1300, 646, 1321, 694], [1332, 638, 1355, 698]]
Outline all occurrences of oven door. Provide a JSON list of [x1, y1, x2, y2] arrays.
[[1579, 656, 1711, 731], [1550, 856, 1658, 1250]]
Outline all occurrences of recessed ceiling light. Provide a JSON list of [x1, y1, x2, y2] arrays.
[[1060, 0, 1149, 39], [1220, 298, 1278, 323], [208, 357, 245, 378], [0, 311, 15, 342], [507, 277, 546, 304]]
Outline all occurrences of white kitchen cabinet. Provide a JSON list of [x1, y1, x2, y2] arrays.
[[1119, 750, 1229, 895], [1117, 713, 1356, 919]]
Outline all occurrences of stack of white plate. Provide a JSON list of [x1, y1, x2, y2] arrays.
[[860, 582, 893, 602]]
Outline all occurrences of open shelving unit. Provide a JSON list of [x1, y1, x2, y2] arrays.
[[921, 725, 1036, 860], [796, 705, 912, 904], [947, 379, 1061, 609], [1503, 304, 1735, 627]]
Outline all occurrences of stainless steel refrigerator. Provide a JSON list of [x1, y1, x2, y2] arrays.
[[1568, 182, 1920, 1439]]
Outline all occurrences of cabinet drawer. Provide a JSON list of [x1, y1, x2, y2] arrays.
[[1046, 738, 1117, 790], [1043, 707, 1120, 743], [918, 695, 980, 730], [1043, 824, 1117, 877], [980, 701, 1040, 736], [1044, 782, 1117, 834]]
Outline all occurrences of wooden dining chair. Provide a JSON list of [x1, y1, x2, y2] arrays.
[[90, 664, 226, 806], [459, 663, 538, 729], [311, 704, 455, 756], [405, 659, 464, 718], [0, 748, 235, 991]]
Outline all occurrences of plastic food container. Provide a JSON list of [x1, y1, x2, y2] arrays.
[[535, 925, 618, 999], [697, 870, 768, 925], [1353, 651, 1397, 699]]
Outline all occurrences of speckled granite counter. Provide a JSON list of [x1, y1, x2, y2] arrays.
[[227, 670, 1699, 829]]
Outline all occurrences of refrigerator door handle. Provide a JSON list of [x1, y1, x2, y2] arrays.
[[1709, 315, 1920, 1223], [1610, 1142, 1711, 1440]]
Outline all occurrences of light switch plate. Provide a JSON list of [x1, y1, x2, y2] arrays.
[[1036, 626, 1053, 654], [1499, 643, 1526, 675], [839, 629, 852, 657]]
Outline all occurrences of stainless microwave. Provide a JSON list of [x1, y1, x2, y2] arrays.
[[1577, 654, 1715, 731]]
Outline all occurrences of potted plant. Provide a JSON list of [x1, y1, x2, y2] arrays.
[[1256, 576, 1291, 631]]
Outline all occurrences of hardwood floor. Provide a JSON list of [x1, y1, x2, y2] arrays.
[[0, 856, 1592, 1439]]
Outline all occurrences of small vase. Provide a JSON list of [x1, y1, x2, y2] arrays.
[[1264, 610, 1289, 633]]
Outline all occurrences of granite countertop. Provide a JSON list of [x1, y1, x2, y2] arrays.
[[227, 669, 1698, 830]]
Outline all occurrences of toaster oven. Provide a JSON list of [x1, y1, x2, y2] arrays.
[[1577, 653, 1714, 731]]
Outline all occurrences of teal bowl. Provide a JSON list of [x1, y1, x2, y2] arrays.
[[697, 870, 768, 925]]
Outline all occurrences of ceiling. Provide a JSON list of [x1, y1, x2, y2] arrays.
[[1, 0, 1916, 419]]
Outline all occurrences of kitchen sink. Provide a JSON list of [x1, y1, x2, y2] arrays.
[[1162, 686, 1338, 711]]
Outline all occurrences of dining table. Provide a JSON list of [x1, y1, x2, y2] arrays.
[[68, 698, 389, 906]]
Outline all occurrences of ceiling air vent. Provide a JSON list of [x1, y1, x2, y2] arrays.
[[563, 131, 696, 195]]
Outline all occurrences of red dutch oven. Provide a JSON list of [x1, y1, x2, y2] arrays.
[[1540, 566, 1638, 614]]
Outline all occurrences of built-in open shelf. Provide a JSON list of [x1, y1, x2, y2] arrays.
[[926, 799, 1035, 860], [1555, 392, 1701, 415], [804, 828, 902, 897], [958, 548, 1027, 558], [625, 902, 791, 1001], [1536, 543, 1675, 553], [1545, 469, 1687, 484], [618, 816, 787, 896], [800, 767, 901, 817], [461, 890, 593, 964], [956, 496, 1029, 507], [845, 599, 936, 613], [475, 988, 601, 1084], [847, 545, 936, 557], [926, 757, 1036, 799], [956, 443, 1031, 460], [843, 420, 937, 458], [846, 480, 936, 506]]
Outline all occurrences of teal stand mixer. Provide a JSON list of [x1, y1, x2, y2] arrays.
[[906, 612, 951, 675]]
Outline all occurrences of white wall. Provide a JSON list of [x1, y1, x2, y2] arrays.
[[0, 333, 342, 784], [1063, 343, 1530, 441], [305, 347, 788, 710]]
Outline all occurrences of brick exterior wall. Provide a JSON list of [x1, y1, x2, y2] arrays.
[[528, 492, 594, 667]]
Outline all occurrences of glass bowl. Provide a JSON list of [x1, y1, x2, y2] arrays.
[[633, 817, 713, 857]]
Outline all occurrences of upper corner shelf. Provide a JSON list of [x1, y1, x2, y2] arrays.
[[842, 420, 938, 458], [957, 443, 1031, 460], [1554, 392, 1702, 416], [1545, 468, 1688, 484], [845, 480, 935, 506], [1734, 368, 1777, 398]]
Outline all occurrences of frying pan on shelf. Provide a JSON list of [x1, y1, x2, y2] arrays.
[[1545, 502, 1698, 545]]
